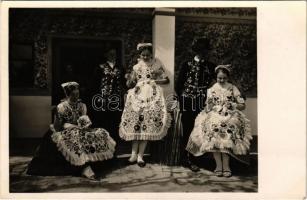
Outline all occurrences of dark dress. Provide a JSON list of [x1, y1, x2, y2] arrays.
[[87, 62, 126, 143], [175, 56, 216, 163], [27, 100, 116, 176]]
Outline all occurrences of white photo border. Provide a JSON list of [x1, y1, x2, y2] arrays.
[[1, 1, 306, 199]]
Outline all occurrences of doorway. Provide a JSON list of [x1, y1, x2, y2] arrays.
[[51, 36, 124, 105]]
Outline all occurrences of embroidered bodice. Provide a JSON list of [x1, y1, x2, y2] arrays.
[[206, 83, 245, 116], [56, 100, 86, 125], [133, 58, 167, 82], [134, 61, 153, 82], [208, 83, 244, 105]]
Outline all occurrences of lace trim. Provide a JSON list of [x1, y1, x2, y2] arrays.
[[119, 112, 172, 141], [185, 111, 252, 164], [50, 126, 116, 166], [186, 141, 251, 165]]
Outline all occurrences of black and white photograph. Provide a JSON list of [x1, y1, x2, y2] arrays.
[[1, 1, 306, 199], [8, 7, 258, 193]]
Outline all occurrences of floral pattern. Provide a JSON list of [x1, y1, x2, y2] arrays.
[[51, 100, 116, 166], [176, 8, 256, 17], [119, 59, 171, 141], [186, 83, 252, 164], [77, 115, 92, 128], [99, 63, 122, 97], [175, 14, 257, 97], [181, 57, 215, 97], [10, 8, 256, 95], [9, 8, 152, 89]]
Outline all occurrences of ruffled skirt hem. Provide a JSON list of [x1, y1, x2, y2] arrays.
[[186, 139, 250, 165], [119, 112, 172, 141], [185, 110, 253, 165], [51, 126, 116, 166]]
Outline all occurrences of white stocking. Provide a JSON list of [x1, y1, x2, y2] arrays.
[[213, 152, 222, 171], [222, 153, 230, 171], [137, 141, 148, 162], [129, 141, 139, 162]]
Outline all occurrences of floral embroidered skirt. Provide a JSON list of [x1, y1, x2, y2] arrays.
[[51, 126, 116, 166], [119, 81, 172, 141], [185, 110, 252, 164]]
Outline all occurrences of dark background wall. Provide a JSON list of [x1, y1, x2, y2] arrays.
[[10, 8, 256, 97], [9, 8, 153, 92], [9, 8, 258, 138]]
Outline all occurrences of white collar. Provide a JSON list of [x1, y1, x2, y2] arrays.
[[100, 61, 115, 69], [107, 61, 115, 68], [194, 55, 205, 63]]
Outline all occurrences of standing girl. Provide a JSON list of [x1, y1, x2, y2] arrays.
[[119, 43, 171, 167], [186, 65, 252, 177]]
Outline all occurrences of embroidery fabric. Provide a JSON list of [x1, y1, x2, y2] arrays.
[[186, 83, 252, 164], [119, 59, 171, 141]]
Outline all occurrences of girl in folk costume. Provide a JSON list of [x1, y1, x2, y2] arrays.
[[186, 65, 252, 177], [27, 82, 116, 180], [119, 43, 171, 167]]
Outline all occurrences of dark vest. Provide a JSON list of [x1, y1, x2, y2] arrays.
[[176, 58, 216, 112]]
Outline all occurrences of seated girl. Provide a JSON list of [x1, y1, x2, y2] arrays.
[[27, 82, 116, 180]]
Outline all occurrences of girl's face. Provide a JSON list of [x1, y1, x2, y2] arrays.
[[69, 88, 79, 102], [217, 71, 228, 86], [140, 49, 152, 62]]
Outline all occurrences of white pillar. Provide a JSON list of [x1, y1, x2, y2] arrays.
[[152, 8, 175, 98]]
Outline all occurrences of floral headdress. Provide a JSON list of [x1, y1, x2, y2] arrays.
[[137, 43, 152, 51], [215, 64, 232, 74]]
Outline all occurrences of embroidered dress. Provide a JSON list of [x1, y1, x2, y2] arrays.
[[119, 59, 171, 141], [51, 101, 116, 166], [27, 100, 116, 176], [186, 83, 252, 164]]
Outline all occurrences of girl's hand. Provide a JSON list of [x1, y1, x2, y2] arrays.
[[225, 102, 237, 110], [77, 115, 92, 128], [154, 77, 169, 85], [236, 103, 245, 111], [134, 86, 140, 94], [63, 123, 78, 129], [166, 100, 178, 112], [125, 72, 137, 88], [235, 96, 246, 110], [206, 98, 214, 111], [212, 105, 223, 112]]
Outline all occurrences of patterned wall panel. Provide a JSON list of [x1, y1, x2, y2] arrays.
[[9, 9, 153, 90], [175, 8, 257, 97], [10, 8, 257, 97]]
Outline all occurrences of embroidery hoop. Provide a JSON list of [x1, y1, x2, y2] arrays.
[[132, 81, 159, 108]]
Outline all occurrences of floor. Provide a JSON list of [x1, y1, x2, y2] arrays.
[[10, 156, 257, 193], [9, 138, 258, 193]]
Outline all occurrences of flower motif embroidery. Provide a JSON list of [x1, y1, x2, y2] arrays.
[[77, 115, 92, 128]]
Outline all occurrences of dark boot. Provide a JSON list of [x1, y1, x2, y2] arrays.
[[182, 153, 200, 172]]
